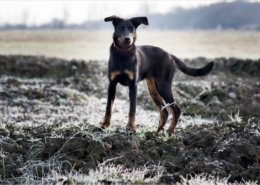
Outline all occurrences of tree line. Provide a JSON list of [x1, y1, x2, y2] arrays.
[[1, 1, 260, 30]]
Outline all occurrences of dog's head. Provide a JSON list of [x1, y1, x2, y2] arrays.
[[105, 15, 149, 50]]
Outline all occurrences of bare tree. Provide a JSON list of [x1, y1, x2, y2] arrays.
[[139, 2, 150, 15], [21, 8, 29, 29], [62, 5, 69, 27], [85, 3, 97, 29], [87, 3, 97, 21]]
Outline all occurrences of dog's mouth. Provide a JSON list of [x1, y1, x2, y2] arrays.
[[124, 41, 131, 45], [117, 37, 133, 48], [122, 40, 132, 46], [124, 38, 131, 44]]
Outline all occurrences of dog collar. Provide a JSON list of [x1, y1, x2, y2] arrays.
[[114, 43, 133, 51]]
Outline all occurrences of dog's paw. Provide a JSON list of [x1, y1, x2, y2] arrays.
[[154, 127, 164, 134], [126, 124, 135, 131], [126, 125, 136, 135], [100, 122, 110, 128], [166, 129, 176, 136]]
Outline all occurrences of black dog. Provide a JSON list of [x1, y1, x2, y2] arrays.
[[101, 15, 214, 135]]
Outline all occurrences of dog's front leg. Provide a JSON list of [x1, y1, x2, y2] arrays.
[[101, 81, 117, 128], [126, 82, 137, 131]]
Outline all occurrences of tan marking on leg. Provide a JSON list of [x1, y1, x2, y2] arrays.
[[124, 70, 134, 80], [126, 112, 136, 131], [167, 106, 176, 133], [101, 100, 114, 128], [156, 111, 168, 133], [146, 78, 168, 133], [110, 71, 121, 81]]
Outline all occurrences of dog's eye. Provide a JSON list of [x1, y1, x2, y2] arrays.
[[128, 27, 133, 31], [120, 26, 125, 31]]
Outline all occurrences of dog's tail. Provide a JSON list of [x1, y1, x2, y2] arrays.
[[172, 55, 214, 77]]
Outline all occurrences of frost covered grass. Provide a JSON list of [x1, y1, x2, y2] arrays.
[[44, 164, 165, 184], [1, 76, 259, 185], [2, 161, 257, 184], [178, 174, 258, 185], [0, 76, 217, 132], [0, 133, 165, 184], [228, 111, 243, 123], [0, 77, 221, 153], [178, 114, 217, 128], [0, 134, 70, 184]]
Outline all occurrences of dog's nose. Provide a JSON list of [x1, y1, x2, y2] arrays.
[[124, 37, 130, 42]]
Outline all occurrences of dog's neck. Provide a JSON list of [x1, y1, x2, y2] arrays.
[[114, 43, 133, 51]]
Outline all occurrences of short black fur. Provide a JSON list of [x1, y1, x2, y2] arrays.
[[101, 15, 214, 135]]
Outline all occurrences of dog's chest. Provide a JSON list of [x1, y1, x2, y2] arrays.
[[109, 61, 137, 86], [110, 69, 135, 86], [108, 52, 138, 85]]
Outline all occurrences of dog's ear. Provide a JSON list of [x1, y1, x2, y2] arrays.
[[104, 15, 123, 26], [130, 17, 149, 28]]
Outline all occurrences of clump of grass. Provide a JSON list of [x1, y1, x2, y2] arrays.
[[44, 164, 164, 184], [0, 123, 7, 130], [178, 174, 258, 185], [228, 111, 243, 123], [72, 126, 116, 147], [178, 114, 217, 128], [0, 137, 73, 184]]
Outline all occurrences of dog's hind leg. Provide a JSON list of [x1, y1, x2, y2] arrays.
[[146, 78, 169, 133], [154, 80, 181, 135]]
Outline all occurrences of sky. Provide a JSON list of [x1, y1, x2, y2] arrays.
[[0, 0, 254, 26]]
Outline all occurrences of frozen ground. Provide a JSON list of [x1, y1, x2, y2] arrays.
[[0, 55, 259, 184]]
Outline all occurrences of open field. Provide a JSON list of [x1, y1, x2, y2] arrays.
[[0, 29, 260, 184], [0, 30, 260, 60]]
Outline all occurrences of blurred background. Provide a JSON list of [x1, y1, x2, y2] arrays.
[[0, 0, 260, 60]]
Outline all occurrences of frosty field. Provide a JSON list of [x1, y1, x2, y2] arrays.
[[0, 28, 260, 185], [0, 54, 259, 184]]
